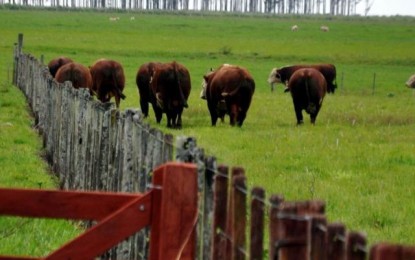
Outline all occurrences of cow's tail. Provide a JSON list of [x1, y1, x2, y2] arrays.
[[222, 73, 255, 99], [112, 67, 126, 100], [173, 62, 188, 108], [328, 64, 337, 94], [305, 73, 318, 115]]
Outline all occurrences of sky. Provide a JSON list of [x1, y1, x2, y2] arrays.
[[357, 0, 415, 16]]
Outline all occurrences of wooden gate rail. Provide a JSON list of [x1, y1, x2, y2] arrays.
[[0, 162, 197, 260]]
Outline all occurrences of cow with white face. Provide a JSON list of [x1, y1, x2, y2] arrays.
[[405, 74, 415, 88], [200, 64, 234, 99]]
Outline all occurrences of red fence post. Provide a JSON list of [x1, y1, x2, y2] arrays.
[[269, 194, 284, 260], [226, 167, 245, 259], [327, 223, 346, 260], [250, 187, 265, 260], [276, 202, 310, 260], [231, 173, 247, 260], [370, 242, 415, 260], [346, 232, 367, 260], [211, 165, 229, 260], [310, 215, 327, 260], [149, 162, 198, 260]]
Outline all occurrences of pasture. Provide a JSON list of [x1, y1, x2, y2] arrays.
[[1, 8, 415, 256]]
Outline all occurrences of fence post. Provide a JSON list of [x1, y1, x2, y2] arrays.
[[370, 242, 415, 260], [176, 136, 215, 260], [269, 194, 284, 260], [310, 215, 327, 260], [347, 232, 367, 260], [327, 223, 346, 260], [149, 162, 198, 260], [212, 165, 229, 260], [276, 202, 310, 260], [13, 33, 23, 85], [226, 167, 245, 259], [231, 172, 247, 260], [250, 187, 265, 260]]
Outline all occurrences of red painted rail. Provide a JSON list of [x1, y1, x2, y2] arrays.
[[0, 162, 197, 260]]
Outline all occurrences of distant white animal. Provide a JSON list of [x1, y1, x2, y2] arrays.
[[406, 74, 415, 88], [130, 16, 135, 21], [291, 25, 299, 31], [109, 17, 120, 21], [320, 25, 329, 32]]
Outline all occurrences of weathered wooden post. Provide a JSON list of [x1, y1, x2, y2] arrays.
[[226, 167, 245, 259], [250, 187, 265, 260], [310, 215, 327, 260], [370, 242, 415, 260], [176, 136, 215, 260], [269, 194, 284, 260], [212, 165, 229, 260], [231, 172, 247, 260], [347, 232, 367, 260], [13, 33, 23, 85], [276, 202, 310, 260], [327, 223, 346, 260]]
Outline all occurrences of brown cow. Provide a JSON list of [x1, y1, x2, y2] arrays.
[[268, 64, 337, 93], [150, 61, 191, 128], [287, 68, 327, 125], [405, 74, 415, 88], [90, 59, 126, 108], [55, 62, 93, 90], [48, 56, 73, 78], [136, 62, 162, 118], [203, 65, 255, 127]]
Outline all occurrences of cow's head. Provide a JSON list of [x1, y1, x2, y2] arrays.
[[405, 74, 415, 88], [267, 68, 283, 92]]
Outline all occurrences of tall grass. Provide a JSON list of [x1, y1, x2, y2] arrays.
[[0, 8, 414, 255]]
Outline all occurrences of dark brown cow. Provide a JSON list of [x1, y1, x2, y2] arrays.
[[268, 64, 337, 93], [90, 59, 126, 108], [48, 56, 73, 78], [136, 62, 161, 118], [287, 68, 327, 125], [55, 62, 93, 90], [203, 65, 255, 127], [150, 61, 191, 128]]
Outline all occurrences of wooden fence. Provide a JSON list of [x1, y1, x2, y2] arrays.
[[0, 162, 198, 260], [12, 34, 415, 259]]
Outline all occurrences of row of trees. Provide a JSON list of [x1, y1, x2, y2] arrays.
[[1, 0, 374, 15]]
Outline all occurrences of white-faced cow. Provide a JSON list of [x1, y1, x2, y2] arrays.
[[203, 65, 255, 127], [268, 64, 337, 93], [150, 61, 191, 129], [287, 68, 327, 125], [90, 59, 126, 108], [405, 74, 415, 88]]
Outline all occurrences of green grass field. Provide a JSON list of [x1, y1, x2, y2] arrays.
[[1, 7, 415, 256]]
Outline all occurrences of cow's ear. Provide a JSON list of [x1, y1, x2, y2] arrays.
[[203, 75, 208, 81]]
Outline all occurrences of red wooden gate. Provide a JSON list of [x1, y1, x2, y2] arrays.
[[0, 162, 197, 260]]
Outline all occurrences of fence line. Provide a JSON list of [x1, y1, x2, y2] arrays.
[[12, 34, 415, 259]]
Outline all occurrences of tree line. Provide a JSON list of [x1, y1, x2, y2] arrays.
[[1, 0, 371, 16]]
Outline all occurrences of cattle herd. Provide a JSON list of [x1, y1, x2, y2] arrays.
[[48, 56, 415, 128]]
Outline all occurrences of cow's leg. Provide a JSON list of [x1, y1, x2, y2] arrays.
[[294, 102, 304, 125], [140, 98, 149, 117], [153, 104, 163, 124], [115, 95, 121, 108], [208, 103, 218, 126], [310, 104, 322, 125], [176, 109, 183, 129]]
